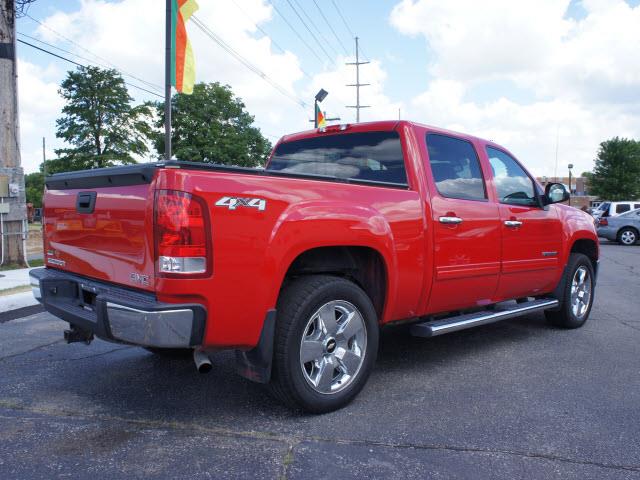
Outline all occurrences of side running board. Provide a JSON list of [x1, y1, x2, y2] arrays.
[[410, 298, 559, 338]]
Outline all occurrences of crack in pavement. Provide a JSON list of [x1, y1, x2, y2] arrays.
[[600, 251, 640, 279], [278, 442, 297, 480], [0, 339, 65, 362], [0, 345, 134, 365], [0, 403, 638, 474]]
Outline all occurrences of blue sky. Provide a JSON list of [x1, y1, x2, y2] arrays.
[[14, 0, 640, 176]]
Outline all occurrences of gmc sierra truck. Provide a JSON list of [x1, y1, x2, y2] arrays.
[[30, 121, 599, 413]]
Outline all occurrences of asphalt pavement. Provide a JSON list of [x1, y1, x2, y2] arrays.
[[0, 242, 639, 479]]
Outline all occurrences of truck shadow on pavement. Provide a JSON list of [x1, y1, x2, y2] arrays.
[[2, 311, 555, 422]]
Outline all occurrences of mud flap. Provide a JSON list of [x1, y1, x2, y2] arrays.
[[235, 309, 276, 384]]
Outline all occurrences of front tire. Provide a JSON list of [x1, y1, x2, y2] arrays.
[[618, 228, 638, 246], [545, 253, 595, 328], [269, 275, 379, 413]]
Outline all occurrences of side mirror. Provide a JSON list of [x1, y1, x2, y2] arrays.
[[544, 182, 570, 205]]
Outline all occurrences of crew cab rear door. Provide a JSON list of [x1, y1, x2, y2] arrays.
[[484, 146, 562, 299], [423, 133, 501, 313]]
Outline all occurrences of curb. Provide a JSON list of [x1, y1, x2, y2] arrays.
[[1, 290, 39, 314]]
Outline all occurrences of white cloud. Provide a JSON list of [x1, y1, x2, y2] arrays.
[[391, 0, 640, 176], [17, 60, 65, 173]]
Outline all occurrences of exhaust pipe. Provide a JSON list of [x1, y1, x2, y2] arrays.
[[193, 349, 212, 374]]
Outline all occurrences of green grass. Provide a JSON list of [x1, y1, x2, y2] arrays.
[[0, 285, 31, 296], [0, 258, 43, 271]]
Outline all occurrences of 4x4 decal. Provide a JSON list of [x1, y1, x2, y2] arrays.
[[215, 196, 267, 211]]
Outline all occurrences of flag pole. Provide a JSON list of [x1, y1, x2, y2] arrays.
[[164, 0, 172, 160]]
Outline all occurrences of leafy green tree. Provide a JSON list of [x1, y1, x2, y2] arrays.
[[153, 82, 271, 167], [49, 66, 152, 173], [588, 138, 640, 201], [25, 172, 44, 207]]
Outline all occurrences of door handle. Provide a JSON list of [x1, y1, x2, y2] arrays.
[[504, 220, 523, 228], [439, 216, 463, 225]]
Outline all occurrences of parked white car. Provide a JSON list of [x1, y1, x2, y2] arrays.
[[592, 201, 640, 219]]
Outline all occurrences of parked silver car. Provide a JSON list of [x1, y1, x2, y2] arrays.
[[597, 208, 640, 245]]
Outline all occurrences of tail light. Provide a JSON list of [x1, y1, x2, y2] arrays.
[[598, 217, 608, 226], [154, 190, 211, 276]]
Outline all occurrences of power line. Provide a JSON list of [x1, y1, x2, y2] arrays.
[[312, 0, 349, 56], [284, 0, 335, 65], [230, 0, 286, 56], [266, 0, 324, 64], [190, 15, 308, 110], [24, 13, 163, 92], [16, 38, 164, 98], [230, 0, 314, 81], [331, 0, 353, 38], [329, 1, 370, 62], [17, 32, 164, 95], [291, 0, 339, 57]]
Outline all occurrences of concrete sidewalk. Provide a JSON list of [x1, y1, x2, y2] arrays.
[[0, 267, 38, 312]]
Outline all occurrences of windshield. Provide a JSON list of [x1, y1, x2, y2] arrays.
[[268, 131, 408, 185]]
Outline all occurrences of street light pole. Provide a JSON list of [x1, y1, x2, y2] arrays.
[[568, 163, 573, 206]]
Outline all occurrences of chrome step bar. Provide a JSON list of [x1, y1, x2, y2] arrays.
[[410, 298, 559, 338]]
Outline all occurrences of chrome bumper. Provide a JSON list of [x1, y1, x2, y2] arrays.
[[29, 268, 205, 348], [106, 302, 195, 347]]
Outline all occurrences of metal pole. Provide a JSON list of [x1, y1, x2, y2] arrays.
[[355, 37, 360, 123], [345, 37, 370, 122], [164, 0, 172, 160], [314, 99, 318, 128], [568, 169, 572, 206], [42, 137, 46, 177]]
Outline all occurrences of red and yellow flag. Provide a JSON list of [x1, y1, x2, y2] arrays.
[[315, 103, 326, 128], [171, 0, 198, 94]]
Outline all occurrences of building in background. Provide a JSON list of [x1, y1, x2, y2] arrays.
[[537, 176, 599, 210]]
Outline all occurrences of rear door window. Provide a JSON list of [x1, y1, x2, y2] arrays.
[[268, 131, 408, 185], [425, 134, 486, 201], [616, 204, 631, 214]]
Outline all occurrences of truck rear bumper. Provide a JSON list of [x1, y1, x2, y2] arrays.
[[29, 268, 206, 348]]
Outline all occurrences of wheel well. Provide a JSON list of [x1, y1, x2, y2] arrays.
[[618, 225, 639, 237], [570, 239, 598, 271], [283, 246, 387, 318]]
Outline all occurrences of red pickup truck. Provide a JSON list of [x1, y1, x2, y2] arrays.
[[31, 121, 599, 412]]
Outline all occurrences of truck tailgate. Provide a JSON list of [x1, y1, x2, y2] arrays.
[[44, 170, 156, 292]]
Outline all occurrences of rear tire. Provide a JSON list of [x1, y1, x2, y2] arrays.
[[269, 275, 379, 413], [617, 228, 638, 246], [545, 253, 595, 329]]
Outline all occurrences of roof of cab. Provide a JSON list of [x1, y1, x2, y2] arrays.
[[276, 120, 491, 146]]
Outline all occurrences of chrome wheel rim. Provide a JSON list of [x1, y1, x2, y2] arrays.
[[621, 230, 636, 245], [570, 266, 592, 319], [299, 300, 367, 395]]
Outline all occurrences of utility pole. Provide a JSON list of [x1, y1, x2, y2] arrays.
[[346, 37, 369, 123], [42, 137, 46, 177], [0, 0, 27, 266], [164, 0, 172, 160]]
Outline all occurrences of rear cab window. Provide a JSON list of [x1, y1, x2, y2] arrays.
[[268, 131, 408, 186]]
